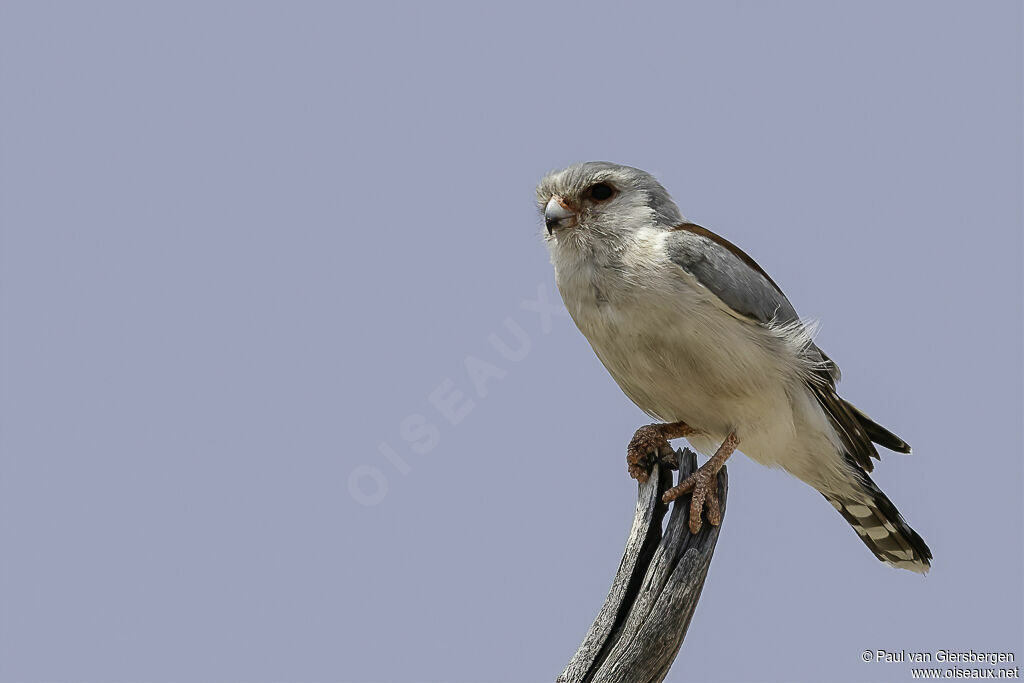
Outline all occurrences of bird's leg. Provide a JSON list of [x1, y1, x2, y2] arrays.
[[663, 432, 739, 534], [626, 421, 696, 483]]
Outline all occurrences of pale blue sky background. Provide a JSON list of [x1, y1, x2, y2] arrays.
[[1, 2, 1021, 682]]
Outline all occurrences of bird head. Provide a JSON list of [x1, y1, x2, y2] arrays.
[[535, 162, 684, 246]]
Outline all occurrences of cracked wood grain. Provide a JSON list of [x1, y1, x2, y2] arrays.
[[557, 448, 727, 683]]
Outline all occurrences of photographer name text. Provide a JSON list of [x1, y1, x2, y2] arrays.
[[864, 650, 1016, 666]]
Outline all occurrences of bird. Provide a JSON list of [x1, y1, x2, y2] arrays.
[[536, 161, 931, 573]]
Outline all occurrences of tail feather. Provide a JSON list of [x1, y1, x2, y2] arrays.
[[806, 357, 912, 461], [826, 458, 932, 573], [805, 358, 925, 570], [846, 401, 912, 454]]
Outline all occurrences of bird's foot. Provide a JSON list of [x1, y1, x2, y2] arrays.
[[626, 421, 695, 483], [662, 432, 738, 533]]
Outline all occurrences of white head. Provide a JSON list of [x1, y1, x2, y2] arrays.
[[535, 162, 685, 254]]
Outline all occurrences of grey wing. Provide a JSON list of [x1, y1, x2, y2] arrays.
[[664, 225, 801, 326], [665, 225, 910, 469], [664, 224, 837, 375]]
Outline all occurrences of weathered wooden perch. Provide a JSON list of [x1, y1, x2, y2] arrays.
[[557, 448, 728, 683]]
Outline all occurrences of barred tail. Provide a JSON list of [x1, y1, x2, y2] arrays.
[[824, 464, 932, 573]]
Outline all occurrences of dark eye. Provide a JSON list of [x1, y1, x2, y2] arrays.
[[588, 183, 614, 201]]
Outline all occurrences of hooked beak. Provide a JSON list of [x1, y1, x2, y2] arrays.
[[544, 196, 577, 234]]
